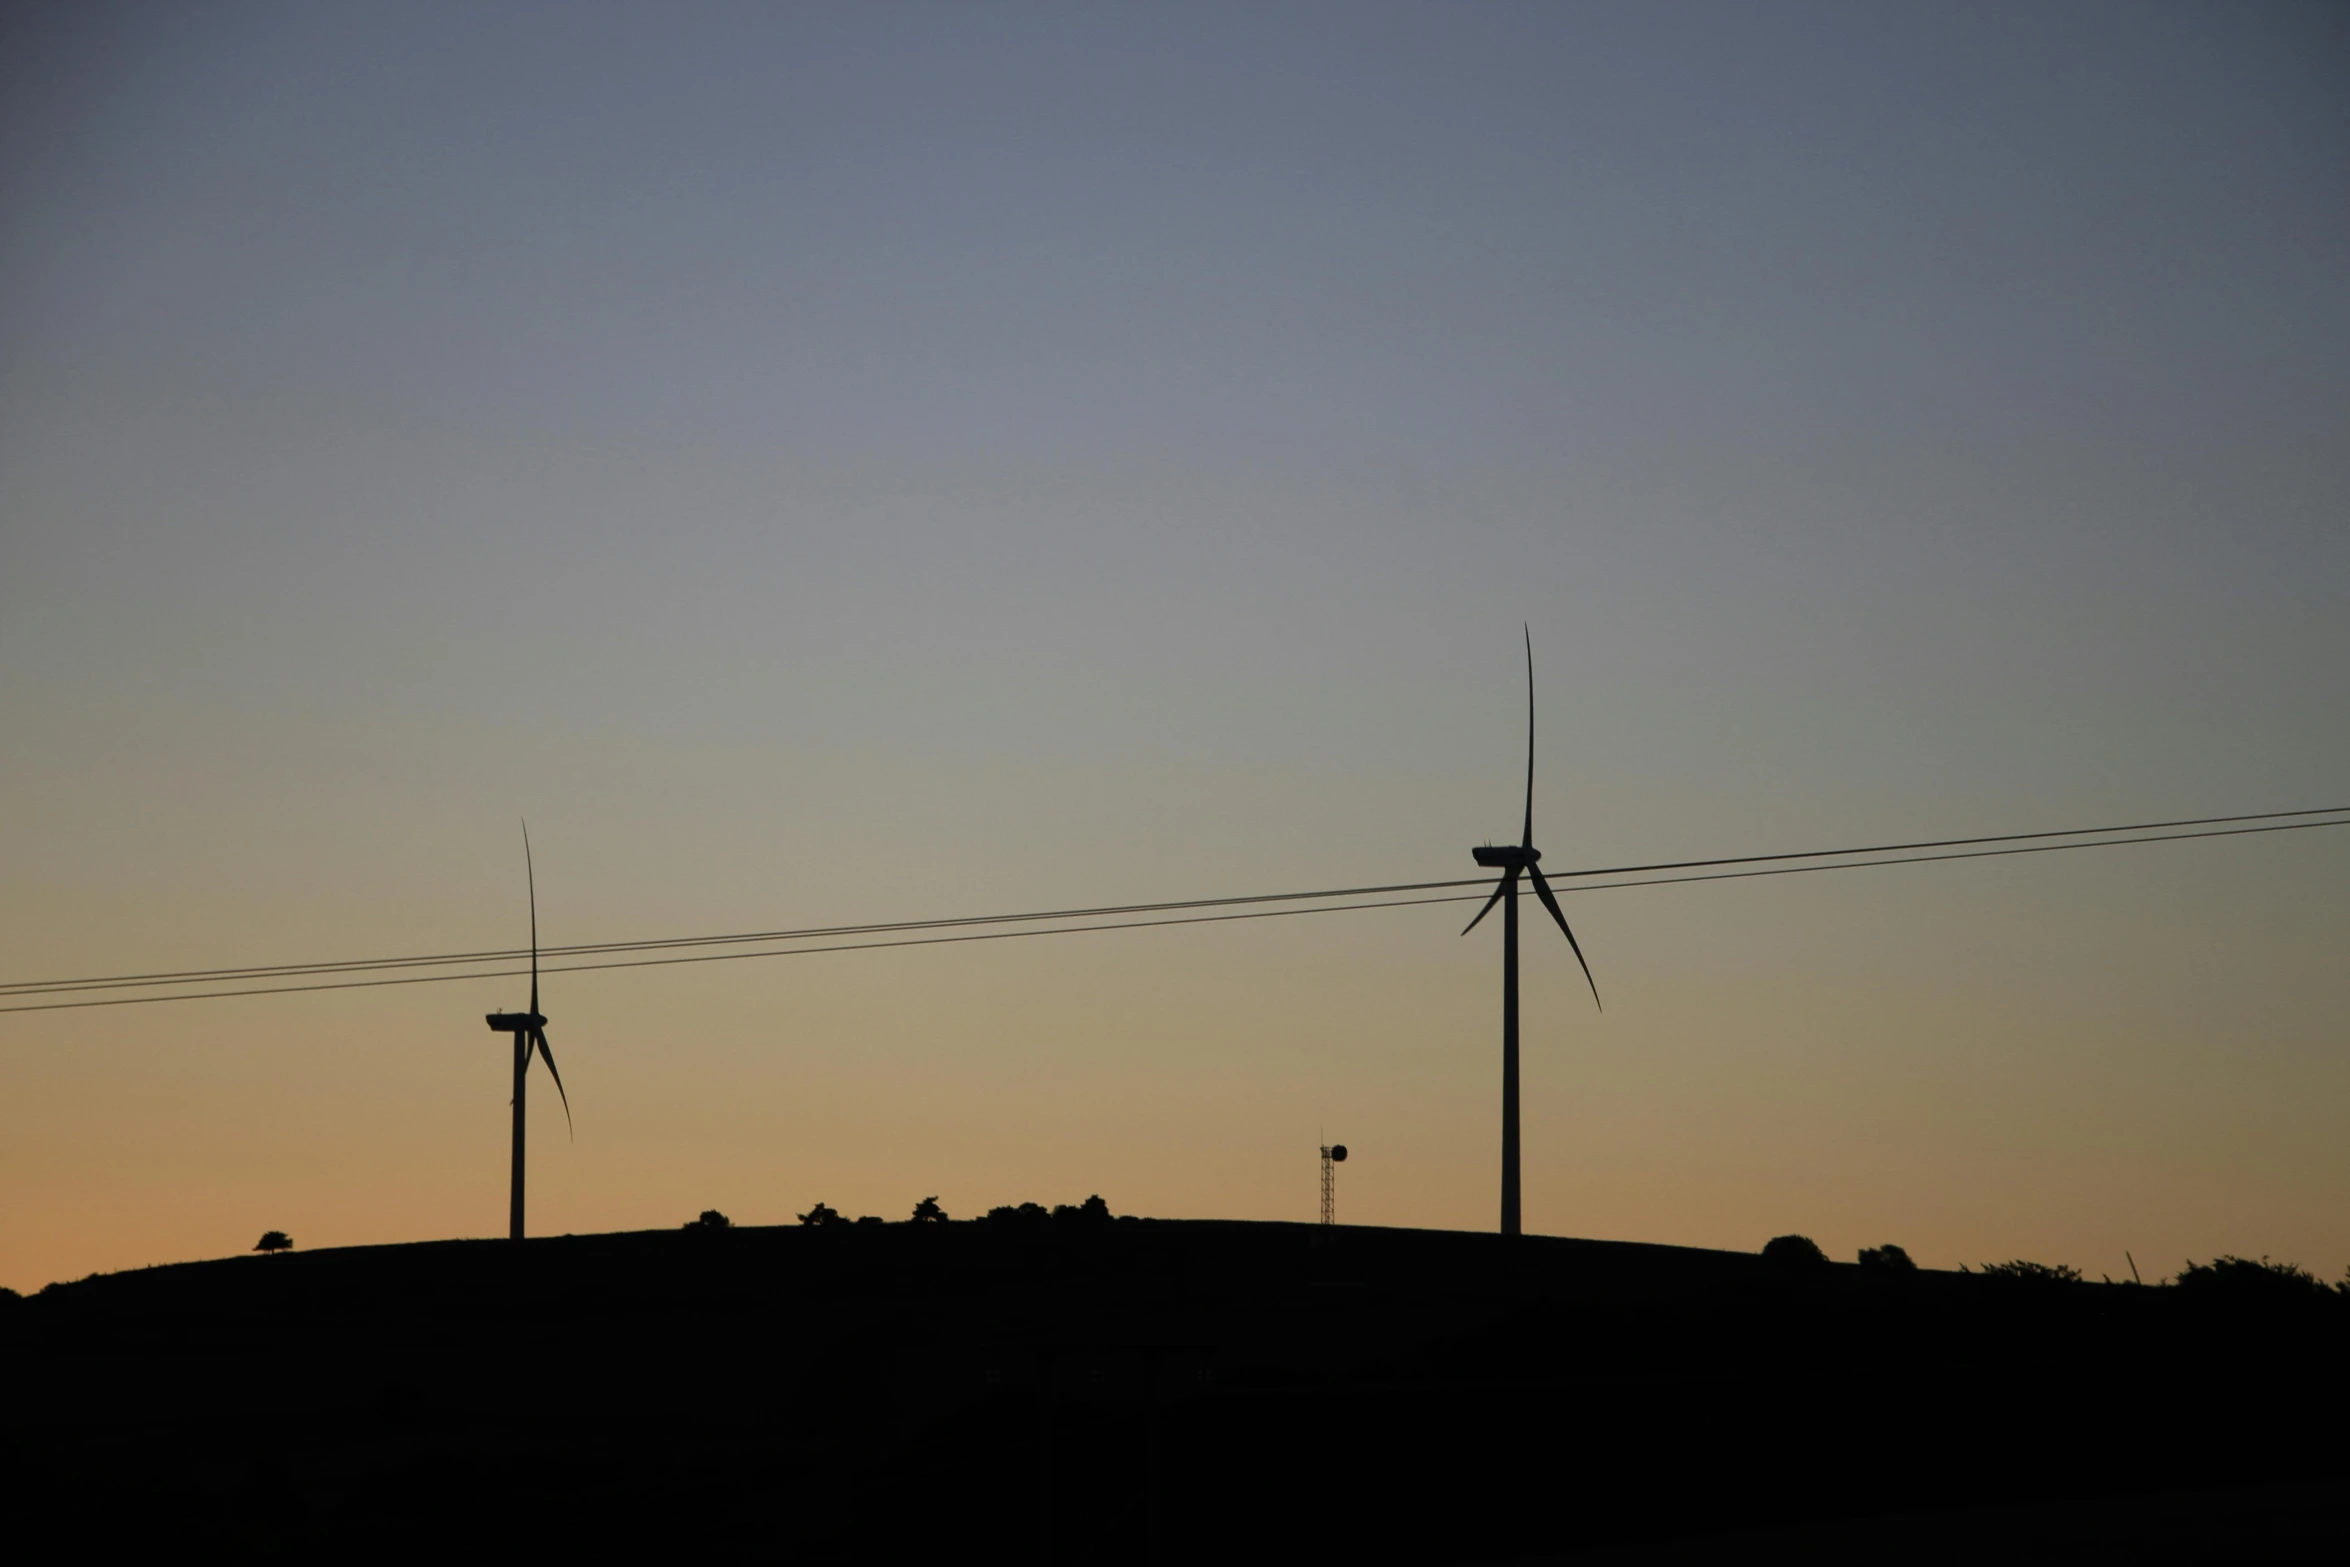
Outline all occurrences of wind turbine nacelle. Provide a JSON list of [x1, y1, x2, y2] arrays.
[[485, 1011, 546, 1033], [1472, 845, 1540, 869]]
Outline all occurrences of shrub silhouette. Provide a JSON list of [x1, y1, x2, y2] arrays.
[[1857, 1244, 1917, 1274], [2175, 1255, 2331, 1303], [1978, 1260, 2082, 1284], [855, 1215, 884, 1227], [797, 1201, 841, 1227], [910, 1196, 948, 1224], [1053, 1195, 1113, 1229], [1762, 1234, 1826, 1266], [981, 1197, 1115, 1232], [686, 1210, 732, 1230], [254, 1231, 294, 1254]]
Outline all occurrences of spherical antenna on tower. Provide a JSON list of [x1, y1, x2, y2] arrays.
[[1318, 1139, 1349, 1224]]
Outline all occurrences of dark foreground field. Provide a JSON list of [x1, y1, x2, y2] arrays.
[[8, 1218, 2343, 1559]]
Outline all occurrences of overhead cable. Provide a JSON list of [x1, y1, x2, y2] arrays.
[[4, 802, 2340, 1000], [3, 811, 2343, 1015]]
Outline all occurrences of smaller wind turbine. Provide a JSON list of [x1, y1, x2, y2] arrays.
[[484, 823, 570, 1242], [1463, 627, 1600, 1237]]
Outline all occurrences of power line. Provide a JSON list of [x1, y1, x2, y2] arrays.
[[1546, 802, 2350, 878], [3, 812, 2341, 1016], [4, 802, 2340, 1000]]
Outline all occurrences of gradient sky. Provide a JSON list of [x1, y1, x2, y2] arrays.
[[4, 2, 2346, 1294]]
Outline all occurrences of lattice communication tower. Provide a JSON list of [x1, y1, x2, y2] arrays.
[[1319, 1141, 1348, 1225]]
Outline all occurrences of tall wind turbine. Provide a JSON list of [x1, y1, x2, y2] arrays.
[[484, 823, 570, 1242], [1463, 628, 1601, 1236]]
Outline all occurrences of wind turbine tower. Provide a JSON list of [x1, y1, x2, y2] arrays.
[[483, 824, 571, 1242], [1462, 629, 1601, 1236]]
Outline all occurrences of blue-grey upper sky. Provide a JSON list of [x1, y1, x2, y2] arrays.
[[3, 3, 2345, 1289]]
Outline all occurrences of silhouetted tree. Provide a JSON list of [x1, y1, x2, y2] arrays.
[[1762, 1234, 1826, 1266], [855, 1215, 884, 1227], [1049, 1194, 1114, 1230], [1858, 1244, 1917, 1274], [1977, 1260, 2082, 1284], [686, 1209, 732, 1230], [2175, 1255, 2331, 1303], [987, 1202, 1049, 1231], [254, 1231, 293, 1253], [910, 1196, 948, 1224], [798, 1201, 841, 1227]]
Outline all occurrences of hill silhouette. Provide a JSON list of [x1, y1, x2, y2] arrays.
[[7, 1218, 2343, 1558]]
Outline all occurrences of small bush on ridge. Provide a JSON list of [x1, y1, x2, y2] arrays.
[[1762, 1234, 1827, 1266], [2176, 1255, 2331, 1302]]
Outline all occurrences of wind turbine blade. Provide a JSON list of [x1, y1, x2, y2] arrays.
[[1529, 866, 1602, 1011], [533, 1028, 573, 1137], [1521, 624, 1535, 849], [1460, 868, 1518, 936], [523, 819, 539, 1017]]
